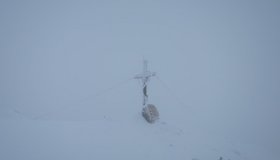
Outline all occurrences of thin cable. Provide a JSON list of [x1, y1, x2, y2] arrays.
[[32, 77, 134, 120], [155, 75, 190, 109], [80, 77, 134, 103]]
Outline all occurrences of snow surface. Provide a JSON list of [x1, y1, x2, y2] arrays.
[[0, 81, 278, 160]]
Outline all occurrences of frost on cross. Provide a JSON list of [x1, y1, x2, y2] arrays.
[[135, 60, 159, 123]]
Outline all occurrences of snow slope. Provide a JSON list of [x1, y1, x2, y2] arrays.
[[0, 114, 276, 160], [0, 81, 278, 160]]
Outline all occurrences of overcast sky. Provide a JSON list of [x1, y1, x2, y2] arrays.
[[1, 0, 280, 152]]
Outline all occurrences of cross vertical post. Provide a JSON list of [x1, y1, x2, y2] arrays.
[[134, 60, 156, 106]]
